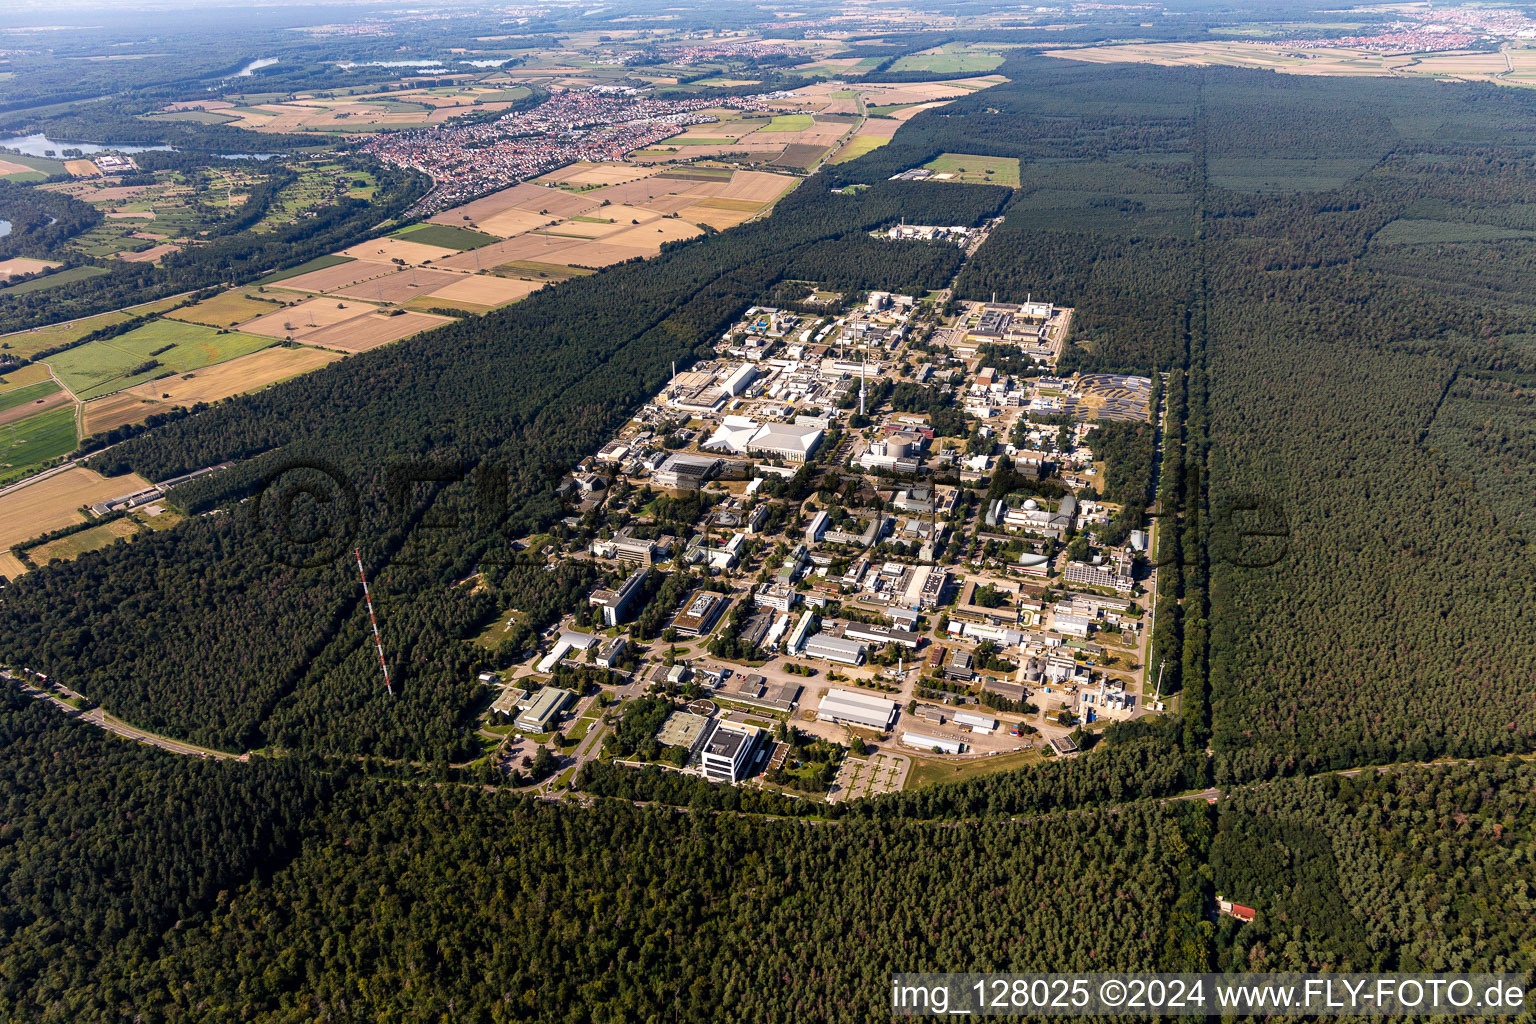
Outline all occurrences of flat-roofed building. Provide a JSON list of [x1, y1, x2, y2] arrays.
[[515, 686, 574, 733], [1064, 557, 1135, 593], [755, 582, 798, 614], [842, 621, 921, 650], [653, 454, 719, 491], [954, 711, 998, 734], [698, 719, 763, 783], [588, 568, 648, 627], [803, 633, 867, 666], [671, 591, 728, 638], [902, 732, 965, 755], [817, 688, 897, 731], [490, 687, 530, 716]]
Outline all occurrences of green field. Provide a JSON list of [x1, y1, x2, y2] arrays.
[[832, 135, 892, 164], [29, 518, 142, 564], [0, 404, 77, 485], [145, 109, 240, 125], [0, 152, 68, 180], [906, 747, 1042, 789], [923, 152, 1021, 187], [48, 319, 275, 400], [392, 223, 501, 250], [166, 289, 285, 328], [890, 51, 1004, 74], [0, 380, 62, 413], [0, 266, 110, 298], [493, 261, 594, 281], [757, 113, 814, 133]]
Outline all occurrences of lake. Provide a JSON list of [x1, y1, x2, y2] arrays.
[[234, 58, 277, 78], [0, 133, 172, 158], [0, 220, 10, 240]]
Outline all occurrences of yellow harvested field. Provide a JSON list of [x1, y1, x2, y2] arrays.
[[426, 275, 545, 307], [538, 161, 659, 187], [0, 363, 54, 390], [0, 257, 64, 280], [0, 551, 26, 579], [1039, 42, 1525, 81], [82, 392, 167, 434], [118, 242, 182, 263], [554, 241, 656, 268], [336, 236, 459, 266], [238, 298, 380, 339], [474, 207, 559, 238], [280, 259, 397, 294], [119, 345, 344, 404], [678, 203, 758, 230], [546, 205, 665, 238], [0, 466, 151, 553], [166, 289, 285, 328], [63, 159, 102, 178], [719, 170, 799, 203], [0, 159, 37, 176], [432, 234, 583, 271], [605, 219, 704, 248], [428, 182, 600, 225], [329, 267, 465, 303], [300, 311, 455, 353]]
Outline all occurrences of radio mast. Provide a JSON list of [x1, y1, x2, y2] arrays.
[[355, 549, 394, 698]]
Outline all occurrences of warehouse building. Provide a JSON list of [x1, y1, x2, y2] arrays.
[[816, 688, 898, 731], [802, 633, 867, 666], [954, 711, 998, 734], [902, 732, 966, 755]]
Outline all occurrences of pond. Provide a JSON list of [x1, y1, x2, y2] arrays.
[[0, 220, 10, 240]]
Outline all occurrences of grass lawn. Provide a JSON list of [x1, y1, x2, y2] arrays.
[[392, 222, 501, 250], [49, 319, 275, 401], [905, 747, 1041, 789], [0, 405, 78, 485], [866, 103, 922, 117], [758, 113, 814, 133], [923, 152, 1021, 187]]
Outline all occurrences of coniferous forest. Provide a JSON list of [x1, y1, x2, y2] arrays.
[[2, 50, 1535, 1021]]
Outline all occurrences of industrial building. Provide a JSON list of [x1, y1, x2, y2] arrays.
[[515, 687, 574, 733], [953, 711, 998, 734], [1064, 555, 1135, 593], [816, 688, 898, 731], [802, 633, 867, 666], [902, 732, 965, 755], [745, 422, 823, 462]]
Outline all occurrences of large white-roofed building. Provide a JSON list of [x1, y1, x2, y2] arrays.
[[816, 688, 898, 731], [746, 422, 823, 462]]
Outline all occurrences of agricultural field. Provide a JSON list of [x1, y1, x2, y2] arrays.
[[0, 380, 70, 425], [0, 464, 149, 564], [80, 344, 344, 433], [890, 45, 1006, 75], [0, 266, 109, 297], [47, 318, 274, 401], [0, 294, 189, 362], [0, 257, 63, 281], [923, 152, 1021, 187], [391, 223, 501, 251], [166, 289, 287, 328], [758, 113, 814, 133], [28, 517, 141, 566], [237, 298, 382, 339], [298, 311, 455, 353], [0, 405, 77, 485]]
